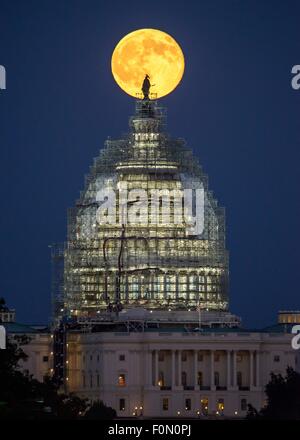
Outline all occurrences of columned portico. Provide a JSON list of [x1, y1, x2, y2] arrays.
[[149, 347, 263, 393]]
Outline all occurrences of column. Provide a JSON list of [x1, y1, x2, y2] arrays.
[[250, 350, 254, 388], [148, 350, 153, 387], [175, 275, 179, 301], [255, 351, 260, 387], [163, 275, 167, 300], [210, 350, 215, 390], [233, 351, 237, 388], [171, 350, 176, 389], [177, 350, 182, 387], [186, 274, 190, 301], [194, 350, 198, 389], [155, 350, 159, 386], [226, 350, 231, 389]]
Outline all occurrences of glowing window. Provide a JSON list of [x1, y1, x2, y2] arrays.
[[118, 374, 126, 386], [217, 398, 224, 412]]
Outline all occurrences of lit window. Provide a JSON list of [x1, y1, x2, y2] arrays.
[[201, 398, 209, 415], [158, 371, 164, 387], [217, 399, 224, 413], [118, 374, 126, 386]]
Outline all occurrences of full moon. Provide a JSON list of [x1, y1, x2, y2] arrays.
[[111, 28, 185, 99]]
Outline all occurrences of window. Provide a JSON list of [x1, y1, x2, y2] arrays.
[[214, 372, 220, 387], [119, 354, 125, 361], [158, 351, 164, 362], [241, 398, 247, 411], [119, 398, 126, 411], [181, 351, 187, 362], [162, 398, 169, 411], [217, 398, 224, 413], [97, 354, 100, 362], [201, 398, 208, 415], [158, 371, 164, 387], [214, 354, 220, 362], [274, 355, 280, 363], [42, 356, 49, 362], [97, 374, 100, 387], [82, 374, 86, 388], [90, 374, 93, 388], [237, 355, 242, 362], [181, 371, 187, 386], [185, 398, 191, 411], [197, 371, 203, 387], [237, 372, 242, 387], [197, 352, 203, 362], [118, 374, 126, 386]]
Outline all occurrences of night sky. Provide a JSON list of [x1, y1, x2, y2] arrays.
[[0, 0, 299, 327]]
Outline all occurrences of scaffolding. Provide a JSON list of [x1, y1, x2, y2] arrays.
[[53, 100, 229, 321]]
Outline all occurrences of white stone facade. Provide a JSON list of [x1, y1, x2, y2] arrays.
[[8, 332, 53, 383], [65, 330, 296, 418]]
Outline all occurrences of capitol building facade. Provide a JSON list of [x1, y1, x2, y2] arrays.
[[5, 100, 299, 418], [65, 316, 296, 418]]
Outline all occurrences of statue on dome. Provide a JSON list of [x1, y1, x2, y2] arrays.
[[141, 74, 151, 100]]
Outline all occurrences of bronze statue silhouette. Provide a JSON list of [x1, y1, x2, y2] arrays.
[[141, 74, 151, 100]]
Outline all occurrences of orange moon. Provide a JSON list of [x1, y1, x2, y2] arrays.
[[111, 28, 185, 99]]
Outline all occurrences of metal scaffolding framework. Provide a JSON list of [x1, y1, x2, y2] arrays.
[[52, 100, 229, 321]]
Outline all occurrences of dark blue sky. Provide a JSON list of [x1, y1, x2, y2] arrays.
[[0, 0, 299, 327]]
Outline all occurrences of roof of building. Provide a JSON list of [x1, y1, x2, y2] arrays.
[[2, 320, 294, 336], [3, 322, 49, 334], [143, 324, 292, 334]]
